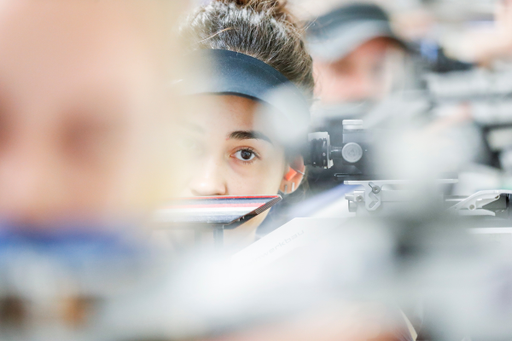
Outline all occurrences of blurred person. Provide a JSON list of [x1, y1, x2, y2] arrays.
[[175, 0, 313, 246], [307, 3, 409, 105], [287, 3, 419, 213], [0, 0, 183, 231], [0, 0, 191, 338]]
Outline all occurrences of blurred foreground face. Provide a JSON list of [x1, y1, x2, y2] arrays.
[[314, 38, 404, 103], [0, 0, 178, 227]]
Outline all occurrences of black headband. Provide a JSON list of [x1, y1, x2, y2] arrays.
[[189, 49, 310, 124]]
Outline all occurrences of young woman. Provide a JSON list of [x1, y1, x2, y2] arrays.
[[177, 0, 314, 245]]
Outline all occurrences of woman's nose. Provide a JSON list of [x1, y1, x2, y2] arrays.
[[188, 156, 228, 197]]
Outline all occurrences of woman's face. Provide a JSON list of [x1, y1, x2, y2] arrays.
[[179, 95, 289, 198]]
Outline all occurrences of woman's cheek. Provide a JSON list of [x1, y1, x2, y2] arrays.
[[228, 158, 284, 195], [228, 178, 264, 196], [229, 156, 259, 173]]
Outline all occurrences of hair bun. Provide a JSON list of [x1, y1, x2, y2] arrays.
[[184, 0, 314, 101], [216, 0, 292, 22]]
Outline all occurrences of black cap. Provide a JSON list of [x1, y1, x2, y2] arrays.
[[307, 3, 407, 62]]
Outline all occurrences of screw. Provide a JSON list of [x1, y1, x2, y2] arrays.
[[368, 182, 381, 194]]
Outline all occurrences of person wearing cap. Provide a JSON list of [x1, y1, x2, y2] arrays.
[[176, 0, 313, 247], [308, 2, 409, 104]]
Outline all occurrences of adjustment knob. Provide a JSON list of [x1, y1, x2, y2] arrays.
[[341, 142, 363, 163]]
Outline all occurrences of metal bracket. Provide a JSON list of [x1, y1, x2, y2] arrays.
[[448, 190, 512, 216], [345, 179, 458, 212], [345, 180, 397, 211]]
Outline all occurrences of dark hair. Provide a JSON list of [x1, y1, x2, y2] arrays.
[[181, 0, 314, 103]]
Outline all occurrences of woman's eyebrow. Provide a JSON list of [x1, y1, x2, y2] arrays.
[[229, 130, 273, 144]]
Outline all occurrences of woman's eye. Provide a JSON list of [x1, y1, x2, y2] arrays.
[[233, 149, 256, 162]]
